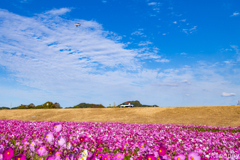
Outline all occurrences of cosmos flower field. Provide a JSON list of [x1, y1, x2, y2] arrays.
[[0, 119, 240, 160]]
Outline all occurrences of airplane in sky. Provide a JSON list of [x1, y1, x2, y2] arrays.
[[74, 23, 81, 27]]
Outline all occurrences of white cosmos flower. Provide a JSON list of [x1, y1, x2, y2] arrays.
[[79, 149, 88, 160]]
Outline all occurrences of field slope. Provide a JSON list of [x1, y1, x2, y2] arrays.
[[0, 105, 240, 127]]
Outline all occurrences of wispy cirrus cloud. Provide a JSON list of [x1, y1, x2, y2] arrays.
[[231, 45, 239, 54], [221, 92, 236, 97], [182, 26, 197, 34], [180, 19, 186, 22], [230, 11, 239, 17], [131, 29, 147, 37], [138, 41, 152, 46], [148, 2, 157, 6], [43, 8, 72, 15]]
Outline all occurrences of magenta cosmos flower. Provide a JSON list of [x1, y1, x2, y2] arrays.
[[53, 123, 62, 132], [14, 152, 27, 160], [0, 145, 4, 154], [46, 156, 55, 160], [158, 145, 167, 156], [145, 154, 157, 160], [188, 152, 201, 160], [101, 153, 111, 160], [3, 147, 14, 160]]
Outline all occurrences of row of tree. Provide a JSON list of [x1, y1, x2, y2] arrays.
[[0, 100, 159, 110]]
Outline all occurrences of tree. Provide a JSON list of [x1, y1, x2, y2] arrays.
[[27, 103, 35, 109], [42, 101, 54, 109], [35, 105, 43, 109], [53, 102, 61, 108]]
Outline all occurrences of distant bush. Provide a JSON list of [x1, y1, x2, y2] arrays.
[[0, 107, 10, 110]]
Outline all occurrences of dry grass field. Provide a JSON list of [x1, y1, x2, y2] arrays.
[[0, 105, 240, 128]]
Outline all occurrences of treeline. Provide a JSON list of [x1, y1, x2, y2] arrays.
[[0, 101, 62, 110], [0, 100, 159, 110]]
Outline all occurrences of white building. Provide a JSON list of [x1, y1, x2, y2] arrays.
[[120, 102, 134, 108]]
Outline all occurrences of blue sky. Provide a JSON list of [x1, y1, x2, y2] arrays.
[[0, 0, 240, 108]]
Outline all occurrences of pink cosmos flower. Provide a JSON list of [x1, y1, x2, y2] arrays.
[[57, 136, 66, 146], [97, 153, 103, 159], [36, 145, 47, 156], [174, 154, 186, 160], [96, 147, 103, 153], [46, 156, 55, 160], [63, 155, 71, 160], [54, 151, 62, 160], [53, 123, 62, 133], [188, 151, 201, 160], [44, 131, 54, 143], [115, 153, 124, 160], [102, 154, 111, 160]]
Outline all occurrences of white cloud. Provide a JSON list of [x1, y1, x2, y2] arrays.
[[173, 21, 177, 24], [189, 26, 197, 31], [20, 0, 31, 3], [182, 29, 188, 34], [131, 29, 147, 37], [162, 33, 166, 35], [102, 0, 107, 3], [230, 12, 239, 17], [155, 59, 170, 63], [182, 80, 191, 84], [221, 92, 236, 97], [180, 19, 186, 22], [148, 2, 157, 6], [185, 94, 190, 96], [44, 8, 71, 16], [138, 41, 152, 46], [223, 61, 230, 64], [230, 45, 239, 54], [131, 30, 144, 36], [225, 49, 232, 51], [182, 26, 197, 34], [181, 52, 187, 55]]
